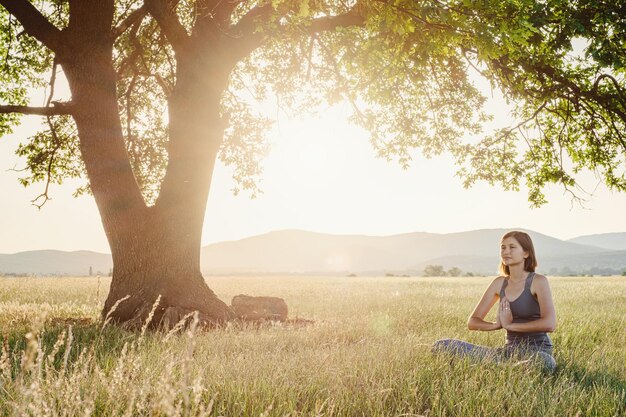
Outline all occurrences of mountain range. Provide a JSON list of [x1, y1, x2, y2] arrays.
[[1, 229, 626, 276]]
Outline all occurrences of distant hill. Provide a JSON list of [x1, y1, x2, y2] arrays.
[[199, 228, 621, 275], [2, 229, 625, 276], [0, 250, 112, 276], [416, 251, 626, 276], [568, 232, 626, 251]]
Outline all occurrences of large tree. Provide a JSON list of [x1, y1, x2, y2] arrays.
[[1, 0, 624, 328]]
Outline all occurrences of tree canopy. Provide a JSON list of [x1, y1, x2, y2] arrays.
[[1, 0, 624, 208]]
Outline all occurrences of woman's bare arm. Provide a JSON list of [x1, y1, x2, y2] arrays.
[[467, 277, 504, 331]]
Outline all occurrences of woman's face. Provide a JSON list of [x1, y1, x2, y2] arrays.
[[500, 236, 528, 268]]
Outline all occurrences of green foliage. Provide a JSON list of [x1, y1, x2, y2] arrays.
[[226, 0, 626, 204], [1, 1, 626, 206], [450, 0, 626, 205], [113, 13, 172, 204], [219, 90, 272, 197], [0, 8, 52, 137], [0, 5, 82, 199], [15, 115, 86, 201]]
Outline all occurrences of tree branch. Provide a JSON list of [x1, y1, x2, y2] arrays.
[[45, 58, 59, 107], [213, 0, 244, 25], [373, 0, 456, 32], [530, 63, 626, 125], [307, 9, 365, 34], [32, 118, 63, 209], [144, 0, 189, 54], [229, 4, 364, 62], [593, 73, 626, 104], [234, 2, 365, 38], [4, 13, 14, 70], [29, 59, 65, 209], [0, 0, 63, 53], [229, 3, 272, 41], [315, 36, 368, 125], [112, 5, 148, 40], [0, 103, 73, 116]]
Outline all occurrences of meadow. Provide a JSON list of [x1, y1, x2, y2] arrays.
[[0, 275, 624, 417]]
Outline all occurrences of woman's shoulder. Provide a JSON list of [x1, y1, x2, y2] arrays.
[[491, 275, 507, 284], [485, 276, 507, 297], [531, 273, 551, 293], [488, 275, 507, 291]]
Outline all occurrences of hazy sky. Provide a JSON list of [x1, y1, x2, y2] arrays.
[[2, 78, 626, 254]]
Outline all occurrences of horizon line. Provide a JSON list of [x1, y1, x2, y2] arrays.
[[3, 227, 626, 255]]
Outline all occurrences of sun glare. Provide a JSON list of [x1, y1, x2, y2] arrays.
[[268, 112, 355, 190]]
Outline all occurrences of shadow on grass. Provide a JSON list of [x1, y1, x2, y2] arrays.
[[557, 361, 626, 398], [543, 359, 626, 416]]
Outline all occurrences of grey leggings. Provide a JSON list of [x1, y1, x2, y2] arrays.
[[432, 338, 556, 372]]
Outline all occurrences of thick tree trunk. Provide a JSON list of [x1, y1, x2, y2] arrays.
[[102, 209, 235, 329], [101, 83, 237, 328], [59, 7, 236, 329]]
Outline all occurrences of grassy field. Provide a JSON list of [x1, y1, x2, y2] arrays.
[[0, 275, 624, 416]]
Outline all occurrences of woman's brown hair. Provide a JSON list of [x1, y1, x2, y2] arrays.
[[499, 231, 538, 276]]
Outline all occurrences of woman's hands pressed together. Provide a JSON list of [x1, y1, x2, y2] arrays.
[[499, 298, 513, 329]]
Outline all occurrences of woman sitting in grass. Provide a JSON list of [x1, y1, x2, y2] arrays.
[[433, 231, 557, 372]]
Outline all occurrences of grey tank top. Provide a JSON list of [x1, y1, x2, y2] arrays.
[[500, 272, 552, 348]]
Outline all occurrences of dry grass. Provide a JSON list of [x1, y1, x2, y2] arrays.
[[0, 275, 624, 416]]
